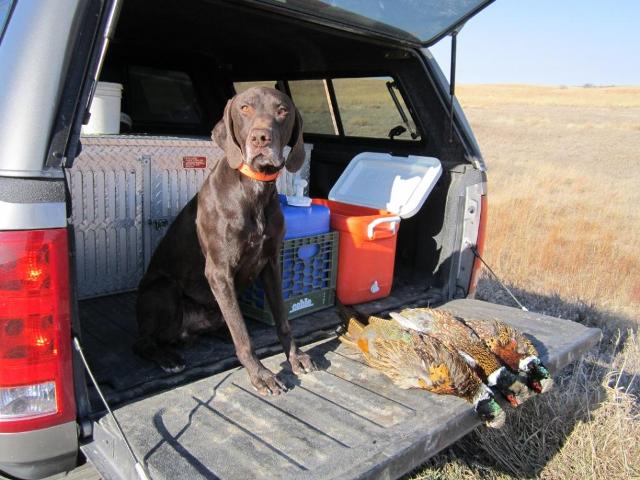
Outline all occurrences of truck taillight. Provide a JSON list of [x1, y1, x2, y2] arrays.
[[468, 195, 487, 296], [0, 229, 75, 433]]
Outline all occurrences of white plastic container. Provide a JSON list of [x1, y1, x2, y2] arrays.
[[82, 82, 123, 135], [276, 143, 313, 195]]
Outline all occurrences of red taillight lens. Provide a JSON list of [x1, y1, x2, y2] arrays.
[[0, 229, 75, 433], [468, 195, 488, 296]]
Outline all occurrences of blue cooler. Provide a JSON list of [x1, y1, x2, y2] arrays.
[[279, 194, 330, 239]]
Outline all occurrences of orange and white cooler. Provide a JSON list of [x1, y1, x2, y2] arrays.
[[316, 152, 442, 305]]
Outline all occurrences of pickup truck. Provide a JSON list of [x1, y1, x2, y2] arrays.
[[0, 1, 600, 479]]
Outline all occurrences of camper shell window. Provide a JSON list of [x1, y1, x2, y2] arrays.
[[127, 66, 205, 132], [233, 77, 420, 141]]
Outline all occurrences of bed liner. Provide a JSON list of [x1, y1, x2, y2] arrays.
[[79, 283, 436, 406], [82, 299, 600, 480]]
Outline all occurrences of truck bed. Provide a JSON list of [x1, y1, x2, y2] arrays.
[[82, 299, 600, 480], [79, 283, 437, 406]]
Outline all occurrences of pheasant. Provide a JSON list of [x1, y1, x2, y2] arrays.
[[389, 308, 534, 407], [460, 317, 553, 393], [337, 307, 506, 428]]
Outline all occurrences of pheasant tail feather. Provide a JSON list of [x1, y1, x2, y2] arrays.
[[337, 310, 367, 351]]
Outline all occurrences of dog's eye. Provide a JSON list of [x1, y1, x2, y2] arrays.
[[277, 107, 288, 116], [240, 105, 251, 113]]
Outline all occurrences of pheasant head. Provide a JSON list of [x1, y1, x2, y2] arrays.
[[487, 366, 532, 407], [466, 318, 554, 394], [472, 384, 506, 429], [519, 356, 553, 393]]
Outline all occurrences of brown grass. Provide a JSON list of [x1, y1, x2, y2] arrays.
[[409, 85, 640, 479], [458, 85, 640, 315]]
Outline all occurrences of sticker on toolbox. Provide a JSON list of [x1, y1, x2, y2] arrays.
[[182, 156, 207, 168]]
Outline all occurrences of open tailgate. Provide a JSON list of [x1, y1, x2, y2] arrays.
[[83, 299, 600, 480]]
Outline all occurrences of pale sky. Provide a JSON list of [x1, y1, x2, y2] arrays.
[[429, 0, 640, 86]]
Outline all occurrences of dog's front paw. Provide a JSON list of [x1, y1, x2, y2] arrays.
[[250, 367, 287, 396], [289, 350, 316, 375], [158, 350, 186, 373]]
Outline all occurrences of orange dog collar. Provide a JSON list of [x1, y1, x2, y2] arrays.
[[237, 162, 281, 182]]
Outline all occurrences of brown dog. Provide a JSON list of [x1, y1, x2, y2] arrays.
[[134, 87, 315, 395]]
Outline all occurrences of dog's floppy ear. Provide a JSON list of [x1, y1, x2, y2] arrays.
[[285, 107, 305, 173], [212, 99, 243, 169]]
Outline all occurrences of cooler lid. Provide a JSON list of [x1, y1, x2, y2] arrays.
[[328, 152, 442, 219]]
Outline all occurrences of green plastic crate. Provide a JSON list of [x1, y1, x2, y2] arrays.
[[240, 231, 339, 325]]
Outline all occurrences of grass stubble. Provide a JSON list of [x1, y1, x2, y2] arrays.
[[410, 85, 640, 479]]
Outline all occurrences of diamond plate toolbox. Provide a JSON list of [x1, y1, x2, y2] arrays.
[[67, 135, 223, 299]]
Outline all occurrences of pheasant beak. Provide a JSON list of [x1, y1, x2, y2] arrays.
[[505, 393, 521, 407]]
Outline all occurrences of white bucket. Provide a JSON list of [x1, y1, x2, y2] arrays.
[[82, 82, 123, 135]]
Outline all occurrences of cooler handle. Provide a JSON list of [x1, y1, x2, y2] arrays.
[[367, 216, 401, 240]]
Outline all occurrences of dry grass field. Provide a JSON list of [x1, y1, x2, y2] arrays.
[[411, 85, 640, 479]]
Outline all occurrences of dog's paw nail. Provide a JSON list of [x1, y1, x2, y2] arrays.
[[161, 364, 185, 373]]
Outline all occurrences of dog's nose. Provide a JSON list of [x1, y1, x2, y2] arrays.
[[249, 129, 272, 148]]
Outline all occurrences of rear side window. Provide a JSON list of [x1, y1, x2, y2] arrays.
[[128, 66, 203, 126], [231, 76, 420, 141], [288, 80, 336, 135], [0, 0, 14, 42], [233, 80, 337, 135], [332, 77, 420, 140], [288, 77, 420, 141]]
